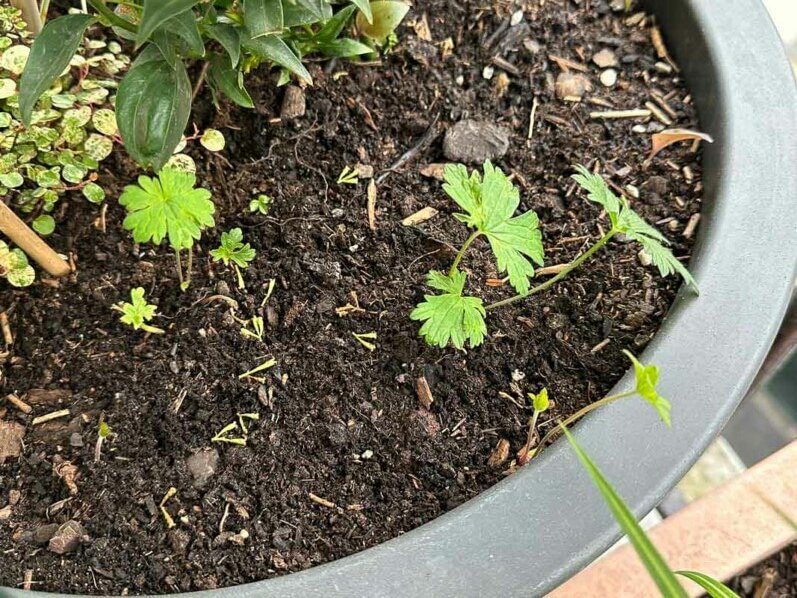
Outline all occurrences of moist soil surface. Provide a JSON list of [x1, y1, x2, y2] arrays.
[[0, 0, 704, 594]]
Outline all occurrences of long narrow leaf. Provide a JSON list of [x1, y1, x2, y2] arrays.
[[19, 14, 95, 126], [562, 426, 688, 598], [676, 571, 740, 598], [243, 34, 312, 83]]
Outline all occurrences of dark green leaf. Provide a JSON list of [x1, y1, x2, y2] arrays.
[[208, 55, 254, 108], [19, 14, 95, 127], [131, 44, 165, 69], [151, 30, 179, 67], [316, 5, 357, 42], [244, 34, 312, 83], [316, 38, 373, 58], [244, 0, 284, 38], [675, 572, 739, 598], [137, 0, 199, 47], [206, 23, 242, 66], [293, 0, 333, 21], [563, 426, 688, 598], [116, 59, 192, 171], [166, 11, 206, 56], [350, 0, 373, 24]]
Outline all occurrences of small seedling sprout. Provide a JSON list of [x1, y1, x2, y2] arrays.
[[337, 165, 359, 185], [260, 278, 276, 307], [239, 358, 276, 381], [112, 287, 165, 335], [352, 331, 377, 351], [249, 194, 272, 215], [517, 388, 549, 465], [210, 228, 256, 289]]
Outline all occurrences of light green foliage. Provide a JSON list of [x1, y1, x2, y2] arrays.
[[200, 128, 225, 152], [0, 240, 34, 287], [114, 287, 164, 334], [210, 228, 256, 268], [444, 161, 544, 295], [0, 7, 120, 230], [249, 194, 272, 215], [20, 1, 408, 169], [623, 349, 671, 427], [119, 169, 215, 250], [530, 388, 549, 413], [572, 165, 698, 291], [410, 270, 487, 349], [337, 165, 359, 185]]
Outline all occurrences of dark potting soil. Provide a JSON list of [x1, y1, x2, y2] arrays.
[[0, 1, 705, 594], [731, 544, 797, 597]]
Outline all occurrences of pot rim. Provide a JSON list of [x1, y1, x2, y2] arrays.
[[5, 0, 797, 596]]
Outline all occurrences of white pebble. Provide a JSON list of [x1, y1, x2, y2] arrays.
[[638, 249, 653, 267], [361, 450, 374, 460], [600, 69, 618, 87], [482, 65, 494, 80], [510, 10, 524, 26]]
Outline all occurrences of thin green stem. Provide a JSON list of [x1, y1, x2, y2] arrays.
[[87, 0, 137, 33], [530, 390, 637, 459], [486, 228, 618, 311], [39, 0, 50, 23], [174, 248, 184, 286], [186, 247, 193, 287], [448, 231, 481, 277]]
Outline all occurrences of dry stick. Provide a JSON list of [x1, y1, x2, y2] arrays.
[[0, 202, 70, 277], [11, 0, 42, 34]]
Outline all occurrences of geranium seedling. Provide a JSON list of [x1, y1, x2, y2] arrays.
[[112, 287, 165, 335]]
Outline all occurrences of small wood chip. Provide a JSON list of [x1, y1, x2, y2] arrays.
[[591, 338, 611, 353], [487, 438, 511, 467], [0, 312, 13, 346], [401, 207, 438, 226], [308, 493, 336, 509], [415, 376, 434, 409], [23, 570, 33, 591], [645, 101, 673, 126], [683, 213, 701, 239], [548, 54, 588, 72], [367, 180, 377, 231], [419, 163, 447, 180], [590, 109, 651, 120], [536, 263, 568, 276], [32, 409, 70, 426], [5, 393, 31, 414]]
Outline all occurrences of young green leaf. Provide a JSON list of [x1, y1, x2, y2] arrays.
[[208, 55, 254, 108], [563, 425, 689, 598], [119, 169, 215, 250], [116, 59, 192, 170], [572, 165, 698, 292], [249, 194, 272, 215], [350, 0, 374, 24], [443, 161, 544, 295], [114, 287, 164, 334], [210, 228, 256, 268], [531, 388, 549, 413], [19, 14, 96, 126], [206, 23, 243, 67], [136, 0, 199, 47], [410, 270, 487, 349], [356, 1, 409, 43], [675, 571, 739, 598], [623, 350, 671, 427]]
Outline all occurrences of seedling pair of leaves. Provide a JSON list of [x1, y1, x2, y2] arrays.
[[210, 227, 256, 289], [113, 287, 165, 334], [412, 161, 697, 350], [212, 413, 260, 446]]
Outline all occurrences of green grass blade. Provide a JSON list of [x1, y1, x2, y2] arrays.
[[562, 426, 688, 598], [676, 571, 740, 598]]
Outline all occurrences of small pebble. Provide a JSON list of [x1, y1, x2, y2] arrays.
[[361, 449, 373, 460], [482, 65, 494, 80], [600, 68, 618, 87], [638, 249, 653, 267], [555, 72, 592, 100], [510, 9, 524, 26], [593, 49, 618, 68]]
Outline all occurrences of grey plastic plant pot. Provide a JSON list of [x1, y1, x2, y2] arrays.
[[3, 0, 796, 596]]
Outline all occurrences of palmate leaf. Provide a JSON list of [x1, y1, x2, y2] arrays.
[[119, 287, 157, 329], [443, 161, 544, 295], [563, 426, 689, 598], [623, 350, 671, 427], [210, 228, 256, 268], [119, 169, 215, 250], [571, 165, 698, 293], [410, 270, 487, 349]]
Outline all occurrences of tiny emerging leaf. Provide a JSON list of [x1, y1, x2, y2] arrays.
[[410, 270, 487, 349], [210, 228, 256, 269], [531, 388, 549, 413], [115, 287, 164, 334], [623, 349, 671, 427]]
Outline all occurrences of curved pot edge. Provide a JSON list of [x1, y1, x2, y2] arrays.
[[3, 0, 796, 596]]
